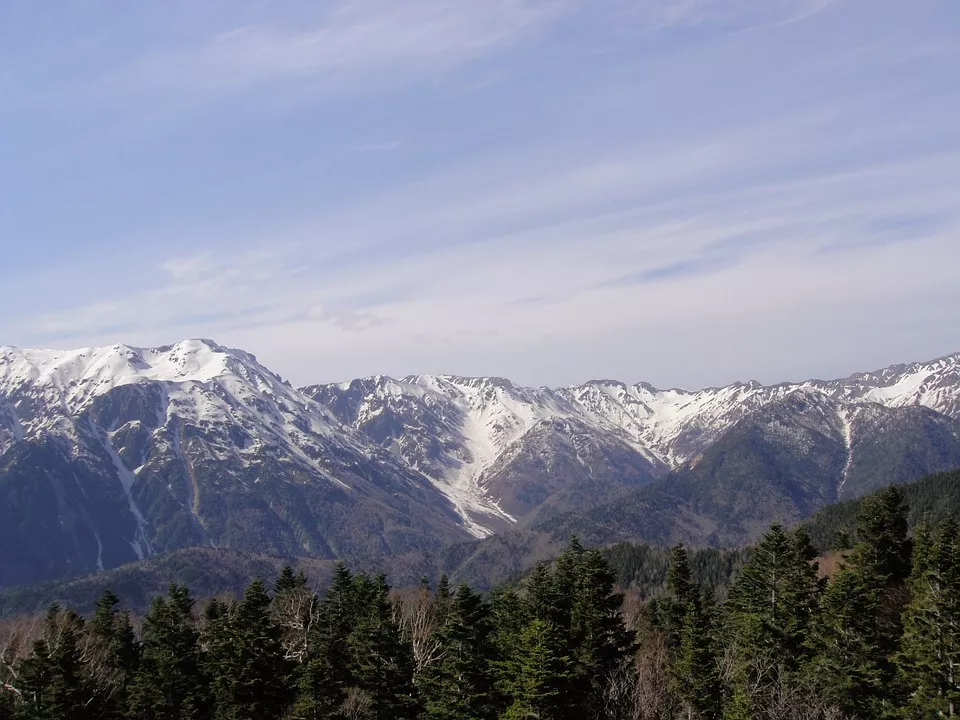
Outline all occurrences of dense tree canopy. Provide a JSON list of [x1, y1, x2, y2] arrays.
[[2, 486, 959, 720]]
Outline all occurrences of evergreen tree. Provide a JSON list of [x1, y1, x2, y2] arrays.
[[525, 564, 566, 628], [294, 563, 355, 719], [420, 583, 495, 720], [568, 549, 636, 719], [86, 590, 140, 719], [489, 587, 528, 715], [435, 574, 453, 626], [291, 654, 344, 720], [347, 573, 416, 720], [274, 565, 301, 595], [207, 579, 292, 720], [851, 486, 911, 585], [19, 604, 92, 720], [725, 526, 822, 668], [809, 487, 911, 718], [499, 618, 572, 720], [663, 545, 721, 720], [722, 525, 823, 717], [128, 585, 209, 720], [898, 520, 960, 717]]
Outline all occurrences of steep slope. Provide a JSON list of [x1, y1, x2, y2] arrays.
[[3, 340, 960, 590], [536, 392, 960, 548], [309, 354, 960, 480], [304, 375, 661, 533], [0, 340, 471, 587]]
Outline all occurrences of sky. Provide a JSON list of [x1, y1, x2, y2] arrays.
[[1, 0, 958, 389]]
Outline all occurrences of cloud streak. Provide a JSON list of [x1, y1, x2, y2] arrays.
[[1, 0, 957, 390]]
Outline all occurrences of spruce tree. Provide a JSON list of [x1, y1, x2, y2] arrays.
[[499, 618, 572, 720], [724, 525, 822, 668], [207, 579, 292, 720], [128, 585, 209, 720], [568, 549, 636, 719], [19, 604, 92, 720], [86, 590, 140, 719], [420, 583, 495, 720], [809, 487, 911, 718], [295, 563, 355, 718], [663, 545, 721, 720], [489, 587, 528, 715], [898, 519, 960, 717], [347, 573, 416, 720], [722, 525, 823, 717]]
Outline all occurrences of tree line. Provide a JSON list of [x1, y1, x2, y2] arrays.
[[1, 485, 958, 719]]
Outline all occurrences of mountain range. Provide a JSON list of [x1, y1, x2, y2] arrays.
[[2, 338, 960, 589]]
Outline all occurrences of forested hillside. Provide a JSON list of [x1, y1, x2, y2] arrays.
[[803, 468, 960, 551], [2, 485, 958, 719]]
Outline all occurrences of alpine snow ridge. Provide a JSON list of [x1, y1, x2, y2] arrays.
[[2, 340, 960, 588], [305, 352, 960, 529]]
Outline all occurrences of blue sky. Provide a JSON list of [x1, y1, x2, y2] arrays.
[[1, 0, 958, 388]]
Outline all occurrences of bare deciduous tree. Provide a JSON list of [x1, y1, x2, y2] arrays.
[[392, 585, 445, 679], [272, 586, 319, 663]]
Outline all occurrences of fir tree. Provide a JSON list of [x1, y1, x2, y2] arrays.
[[897, 519, 960, 717], [207, 579, 292, 720], [347, 573, 416, 720], [724, 525, 822, 668], [722, 525, 823, 717], [809, 487, 911, 718], [663, 545, 721, 720], [295, 563, 355, 718], [499, 619, 572, 720], [568, 549, 636, 719], [420, 583, 495, 720], [128, 585, 209, 720], [19, 604, 92, 720], [86, 590, 140, 719]]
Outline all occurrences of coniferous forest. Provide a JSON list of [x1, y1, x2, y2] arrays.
[[1, 487, 959, 719]]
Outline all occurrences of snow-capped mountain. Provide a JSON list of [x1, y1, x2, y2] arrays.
[[0, 340, 470, 587], [306, 352, 960, 530], [2, 340, 960, 589]]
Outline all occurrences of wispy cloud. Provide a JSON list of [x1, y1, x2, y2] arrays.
[[99, 1, 568, 100], [1, 0, 957, 389]]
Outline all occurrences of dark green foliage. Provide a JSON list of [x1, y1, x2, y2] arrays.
[[86, 590, 140, 719], [492, 539, 635, 720], [805, 469, 960, 552], [7, 478, 960, 720], [897, 519, 960, 716], [656, 545, 722, 720], [499, 618, 572, 720], [602, 541, 751, 602], [419, 583, 495, 720], [346, 573, 417, 720], [206, 579, 293, 720], [722, 526, 824, 718], [19, 605, 92, 720], [809, 487, 912, 718], [127, 585, 208, 720]]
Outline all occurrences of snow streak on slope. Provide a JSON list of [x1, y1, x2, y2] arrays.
[[4, 340, 960, 541], [309, 352, 960, 534]]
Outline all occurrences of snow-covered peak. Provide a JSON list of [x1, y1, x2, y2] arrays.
[[0, 339, 257, 400], [829, 352, 960, 410]]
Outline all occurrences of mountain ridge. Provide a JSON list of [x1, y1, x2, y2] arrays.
[[2, 339, 960, 589]]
